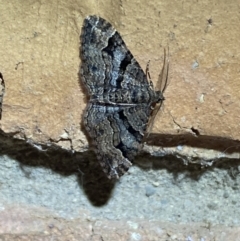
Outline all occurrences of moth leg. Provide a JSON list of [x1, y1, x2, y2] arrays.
[[146, 60, 154, 88]]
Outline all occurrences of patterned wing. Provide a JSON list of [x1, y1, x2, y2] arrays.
[[84, 103, 152, 179], [80, 15, 149, 97]]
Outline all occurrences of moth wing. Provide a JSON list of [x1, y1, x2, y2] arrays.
[[80, 15, 150, 96], [84, 103, 151, 178]]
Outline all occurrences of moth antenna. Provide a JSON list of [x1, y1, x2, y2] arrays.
[[145, 48, 169, 138], [157, 47, 170, 93]]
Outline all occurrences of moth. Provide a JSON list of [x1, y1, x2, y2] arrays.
[[80, 15, 168, 179]]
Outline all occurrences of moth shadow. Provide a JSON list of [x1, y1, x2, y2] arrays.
[[134, 153, 206, 181], [1, 130, 240, 207], [0, 131, 115, 206]]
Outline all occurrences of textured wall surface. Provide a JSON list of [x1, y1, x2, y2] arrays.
[[1, 0, 240, 146], [0, 0, 240, 239]]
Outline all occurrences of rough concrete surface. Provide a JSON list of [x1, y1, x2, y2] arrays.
[[0, 0, 240, 239], [0, 141, 240, 240]]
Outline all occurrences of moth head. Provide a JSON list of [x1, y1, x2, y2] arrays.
[[155, 90, 165, 104]]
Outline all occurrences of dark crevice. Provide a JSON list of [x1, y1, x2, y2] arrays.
[[191, 127, 200, 136], [0, 72, 5, 120], [147, 133, 240, 154]]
